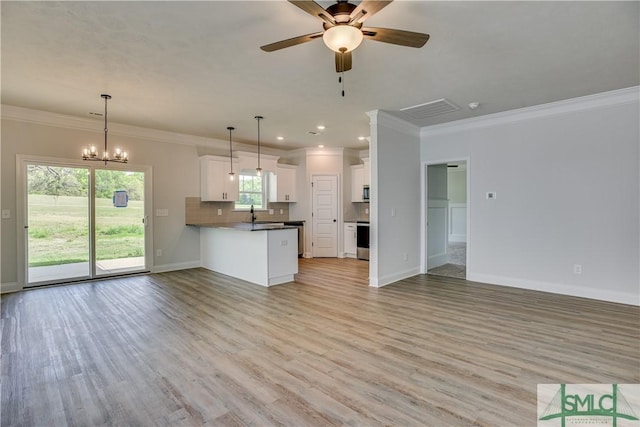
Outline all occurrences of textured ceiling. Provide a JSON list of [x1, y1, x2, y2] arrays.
[[1, 1, 638, 150]]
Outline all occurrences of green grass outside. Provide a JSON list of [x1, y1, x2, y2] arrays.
[[28, 194, 144, 267]]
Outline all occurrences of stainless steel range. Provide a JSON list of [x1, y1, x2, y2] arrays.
[[356, 221, 369, 261]]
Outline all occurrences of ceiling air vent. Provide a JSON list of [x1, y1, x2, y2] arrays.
[[400, 98, 459, 120]]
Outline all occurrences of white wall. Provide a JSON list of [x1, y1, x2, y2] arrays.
[[421, 87, 640, 305], [448, 168, 467, 204], [369, 111, 422, 287]]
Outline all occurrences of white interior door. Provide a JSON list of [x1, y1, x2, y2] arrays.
[[312, 175, 338, 257], [427, 164, 449, 269]]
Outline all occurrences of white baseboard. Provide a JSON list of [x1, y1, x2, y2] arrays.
[[152, 261, 201, 274], [1, 282, 21, 294], [370, 266, 421, 288], [468, 273, 640, 306]]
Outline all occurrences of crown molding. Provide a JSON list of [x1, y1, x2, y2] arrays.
[[301, 147, 344, 156], [420, 86, 640, 138], [0, 104, 286, 157], [368, 110, 421, 137]]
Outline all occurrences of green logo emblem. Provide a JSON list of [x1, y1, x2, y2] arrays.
[[538, 384, 639, 427]]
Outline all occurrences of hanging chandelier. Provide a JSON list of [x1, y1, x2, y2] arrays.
[[227, 126, 235, 181], [255, 115, 263, 176], [82, 94, 128, 164]]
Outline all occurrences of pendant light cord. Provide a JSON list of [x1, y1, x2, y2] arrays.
[[255, 116, 263, 174]]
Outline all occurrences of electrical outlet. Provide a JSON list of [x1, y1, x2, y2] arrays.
[[365, 208, 368, 214], [269, 209, 274, 215], [156, 249, 162, 257], [217, 209, 222, 216], [573, 264, 582, 274], [403, 252, 408, 262], [280, 209, 284, 215]]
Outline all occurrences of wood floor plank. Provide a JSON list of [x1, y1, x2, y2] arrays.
[[2, 258, 638, 426]]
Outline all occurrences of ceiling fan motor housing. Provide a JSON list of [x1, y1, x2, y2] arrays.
[[326, 1, 358, 23]]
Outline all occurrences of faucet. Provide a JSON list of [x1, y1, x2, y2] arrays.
[[250, 204, 256, 224]]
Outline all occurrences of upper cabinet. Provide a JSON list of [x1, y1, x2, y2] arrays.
[[200, 155, 239, 202], [269, 164, 297, 202], [351, 165, 364, 202], [351, 158, 370, 202], [362, 158, 370, 186]]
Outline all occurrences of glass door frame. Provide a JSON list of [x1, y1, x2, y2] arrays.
[[17, 154, 153, 287]]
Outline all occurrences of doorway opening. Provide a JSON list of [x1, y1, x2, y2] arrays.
[[425, 161, 468, 279], [20, 158, 151, 287]]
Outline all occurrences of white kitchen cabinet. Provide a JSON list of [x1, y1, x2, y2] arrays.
[[351, 165, 364, 202], [351, 158, 370, 202], [200, 155, 239, 202], [362, 158, 370, 186], [269, 165, 297, 202], [344, 222, 357, 258]]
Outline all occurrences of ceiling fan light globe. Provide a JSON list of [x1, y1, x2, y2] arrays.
[[323, 25, 363, 52]]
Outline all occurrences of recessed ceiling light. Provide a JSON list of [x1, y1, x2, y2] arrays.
[[317, 125, 326, 130], [277, 136, 284, 140], [318, 145, 324, 148], [358, 136, 366, 141]]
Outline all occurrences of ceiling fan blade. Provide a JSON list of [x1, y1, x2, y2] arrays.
[[260, 32, 324, 52], [335, 51, 352, 73], [361, 27, 430, 48], [349, 1, 393, 24], [288, 0, 336, 26]]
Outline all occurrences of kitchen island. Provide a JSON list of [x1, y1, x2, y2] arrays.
[[190, 223, 298, 287]]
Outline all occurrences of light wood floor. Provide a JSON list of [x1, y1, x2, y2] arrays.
[[2, 258, 638, 426]]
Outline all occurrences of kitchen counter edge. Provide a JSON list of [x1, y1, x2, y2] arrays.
[[186, 223, 298, 231]]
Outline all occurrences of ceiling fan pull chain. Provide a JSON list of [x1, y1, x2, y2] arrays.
[[339, 49, 346, 97]]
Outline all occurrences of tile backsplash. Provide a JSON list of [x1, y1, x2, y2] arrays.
[[185, 197, 290, 225], [356, 203, 370, 222]]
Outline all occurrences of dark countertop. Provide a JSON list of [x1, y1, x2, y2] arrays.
[[187, 222, 298, 231]]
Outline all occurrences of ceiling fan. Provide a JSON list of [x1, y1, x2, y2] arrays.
[[260, 0, 430, 73]]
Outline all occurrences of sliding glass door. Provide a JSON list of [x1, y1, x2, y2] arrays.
[[24, 159, 150, 287], [26, 164, 91, 283], [94, 169, 146, 276]]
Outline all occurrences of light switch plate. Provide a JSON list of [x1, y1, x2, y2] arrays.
[[486, 192, 497, 200], [1, 210, 10, 219], [155, 209, 169, 217]]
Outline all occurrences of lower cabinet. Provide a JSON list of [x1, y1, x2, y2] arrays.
[[344, 222, 357, 258]]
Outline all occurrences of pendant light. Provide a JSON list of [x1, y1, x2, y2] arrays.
[[255, 115, 263, 176], [82, 94, 128, 164], [227, 126, 235, 181]]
